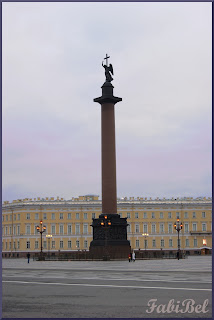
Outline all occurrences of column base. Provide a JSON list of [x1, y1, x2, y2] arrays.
[[89, 213, 131, 259]]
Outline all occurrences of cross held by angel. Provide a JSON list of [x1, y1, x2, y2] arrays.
[[102, 54, 114, 83]]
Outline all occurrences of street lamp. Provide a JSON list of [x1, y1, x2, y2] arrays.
[[36, 220, 46, 260], [142, 233, 149, 251], [46, 234, 52, 259], [174, 218, 183, 260], [101, 215, 111, 261]]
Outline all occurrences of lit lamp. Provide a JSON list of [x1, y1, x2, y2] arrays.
[[46, 234, 52, 258], [36, 220, 46, 260], [174, 218, 183, 260], [100, 216, 112, 260], [203, 239, 207, 246]]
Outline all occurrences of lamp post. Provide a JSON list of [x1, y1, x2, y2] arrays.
[[36, 220, 46, 260], [142, 233, 149, 251], [101, 215, 111, 260], [174, 218, 183, 260], [46, 234, 52, 259]]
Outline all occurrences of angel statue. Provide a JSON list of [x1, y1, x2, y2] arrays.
[[102, 60, 114, 83]]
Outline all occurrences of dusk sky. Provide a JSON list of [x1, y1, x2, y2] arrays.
[[2, 2, 212, 202]]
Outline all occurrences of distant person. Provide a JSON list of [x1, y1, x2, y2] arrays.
[[27, 252, 30, 263], [132, 251, 135, 262], [128, 253, 131, 262]]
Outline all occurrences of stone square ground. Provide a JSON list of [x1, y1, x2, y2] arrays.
[[2, 256, 212, 318]]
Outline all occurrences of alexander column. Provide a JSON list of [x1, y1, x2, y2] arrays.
[[89, 55, 130, 259]]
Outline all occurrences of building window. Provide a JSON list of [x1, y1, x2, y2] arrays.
[[17, 214, 20, 220], [92, 213, 96, 219], [76, 240, 80, 248], [13, 226, 16, 235], [184, 223, 189, 233], [127, 225, 131, 233], [43, 213, 47, 220], [59, 213, 63, 220], [168, 212, 172, 219], [26, 213, 30, 220], [17, 226, 20, 235], [184, 212, 188, 219], [9, 226, 12, 235], [152, 239, 156, 247], [6, 215, 8, 221], [13, 242, 16, 250], [83, 224, 88, 234], [168, 224, 172, 233], [192, 223, 197, 231], [84, 213, 88, 219], [202, 223, 207, 232], [68, 213, 71, 219], [76, 224, 80, 235], [151, 224, 156, 234], [5, 227, 8, 235], [143, 224, 148, 233], [51, 213, 55, 220], [136, 239, 139, 248], [76, 213, 80, 220], [10, 215, 12, 221], [68, 224, 72, 234], [193, 239, 197, 247], [14, 214, 16, 221], [51, 225, 56, 235], [176, 212, 180, 219], [52, 241, 55, 249], [26, 241, 30, 249], [135, 224, 139, 233], [160, 239, 164, 247], [144, 239, 148, 249], [5, 242, 7, 249], [135, 212, 138, 219], [26, 225, 31, 235], [192, 212, 196, 218], [43, 241, 47, 249], [127, 212, 130, 219], [60, 241, 63, 248], [35, 241, 39, 249], [202, 212, 206, 218], [185, 239, 189, 247], [59, 224, 64, 235], [35, 213, 39, 220], [169, 239, 173, 247], [160, 223, 164, 233], [160, 212, 163, 219], [17, 241, 20, 249], [84, 240, 88, 248], [143, 212, 147, 219], [151, 212, 155, 219], [9, 242, 11, 249], [68, 240, 72, 248]]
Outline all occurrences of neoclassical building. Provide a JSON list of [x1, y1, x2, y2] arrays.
[[2, 195, 212, 258]]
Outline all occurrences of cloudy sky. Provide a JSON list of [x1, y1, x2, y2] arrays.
[[2, 2, 212, 202]]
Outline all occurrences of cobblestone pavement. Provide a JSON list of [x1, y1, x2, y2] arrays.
[[2, 256, 212, 318]]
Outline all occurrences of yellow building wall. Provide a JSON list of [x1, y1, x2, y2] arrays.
[[2, 197, 212, 256]]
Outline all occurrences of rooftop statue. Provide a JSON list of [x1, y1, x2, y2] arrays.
[[102, 54, 114, 83]]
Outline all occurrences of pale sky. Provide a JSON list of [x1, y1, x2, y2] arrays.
[[2, 2, 212, 202]]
